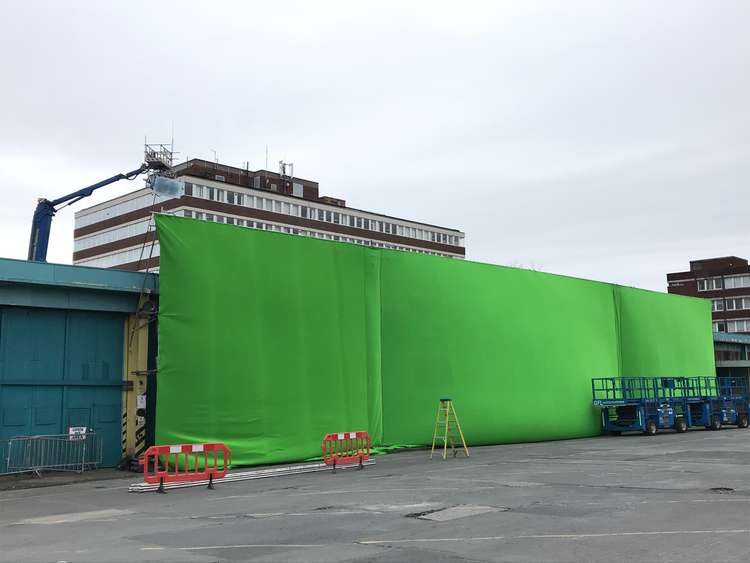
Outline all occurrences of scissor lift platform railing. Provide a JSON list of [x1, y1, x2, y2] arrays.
[[592, 377, 689, 406], [592, 376, 750, 435]]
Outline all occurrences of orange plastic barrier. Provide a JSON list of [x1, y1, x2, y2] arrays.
[[140, 442, 231, 492], [321, 431, 371, 470]]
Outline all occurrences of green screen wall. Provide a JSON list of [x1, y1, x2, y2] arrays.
[[155, 216, 714, 466]]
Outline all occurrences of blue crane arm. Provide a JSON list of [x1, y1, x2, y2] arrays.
[[27, 164, 150, 262]]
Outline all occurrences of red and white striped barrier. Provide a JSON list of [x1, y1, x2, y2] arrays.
[[321, 431, 371, 471], [139, 442, 231, 493]]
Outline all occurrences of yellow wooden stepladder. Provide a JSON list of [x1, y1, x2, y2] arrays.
[[430, 398, 469, 460]]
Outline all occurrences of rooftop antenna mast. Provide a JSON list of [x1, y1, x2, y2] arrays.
[[279, 160, 294, 180], [279, 160, 295, 194]]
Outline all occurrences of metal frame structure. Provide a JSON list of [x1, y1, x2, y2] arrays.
[[3, 431, 102, 476], [592, 376, 750, 435]]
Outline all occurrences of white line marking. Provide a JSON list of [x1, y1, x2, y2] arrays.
[[360, 536, 506, 544], [518, 530, 750, 539], [359, 529, 750, 544], [292, 487, 465, 496], [140, 544, 327, 551], [184, 544, 325, 550], [13, 509, 133, 525]]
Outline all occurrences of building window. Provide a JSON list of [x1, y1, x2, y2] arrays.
[[265, 199, 273, 212], [727, 297, 750, 311], [727, 319, 750, 332], [726, 275, 750, 289], [325, 211, 332, 222], [283, 202, 291, 215], [226, 217, 234, 225], [713, 299, 724, 312], [184, 182, 193, 196], [226, 191, 235, 205], [698, 277, 723, 291], [363, 218, 369, 230], [206, 214, 214, 222], [207, 187, 215, 200], [301, 206, 308, 218]]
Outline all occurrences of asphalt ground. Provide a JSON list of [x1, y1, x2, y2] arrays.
[[1, 429, 749, 562]]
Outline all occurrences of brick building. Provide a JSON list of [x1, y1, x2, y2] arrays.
[[73, 159, 466, 271], [667, 256, 750, 333]]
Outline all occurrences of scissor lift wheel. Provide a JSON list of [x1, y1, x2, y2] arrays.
[[674, 417, 687, 433], [709, 415, 722, 431], [644, 420, 657, 436]]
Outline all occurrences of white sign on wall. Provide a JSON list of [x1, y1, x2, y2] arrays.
[[68, 426, 87, 441]]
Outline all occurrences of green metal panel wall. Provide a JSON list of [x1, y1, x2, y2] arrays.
[[0, 307, 124, 467]]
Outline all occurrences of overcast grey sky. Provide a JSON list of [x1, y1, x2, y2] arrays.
[[1, 1, 748, 290]]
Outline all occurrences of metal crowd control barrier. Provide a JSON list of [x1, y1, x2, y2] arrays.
[[3, 432, 102, 476], [140, 443, 231, 493], [0, 439, 11, 474], [321, 431, 371, 472]]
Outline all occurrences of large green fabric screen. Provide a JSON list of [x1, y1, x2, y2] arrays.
[[155, 216, 714, 465]]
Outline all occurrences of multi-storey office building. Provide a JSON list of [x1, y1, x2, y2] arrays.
[[73, 159, 466, 271], [667, 256, 750, 334]]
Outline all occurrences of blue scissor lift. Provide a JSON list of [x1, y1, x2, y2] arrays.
[[592, 377, 688, 435], [684, 376, 749, 430], [592, 376, 750, 435]]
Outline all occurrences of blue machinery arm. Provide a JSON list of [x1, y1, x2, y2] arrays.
[[27, 164, 150, 262]]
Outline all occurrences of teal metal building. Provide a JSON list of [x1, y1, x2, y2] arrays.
[[0, 258, 158, 468]]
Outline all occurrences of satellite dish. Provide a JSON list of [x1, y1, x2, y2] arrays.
[[149, 175, 185, 198]]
